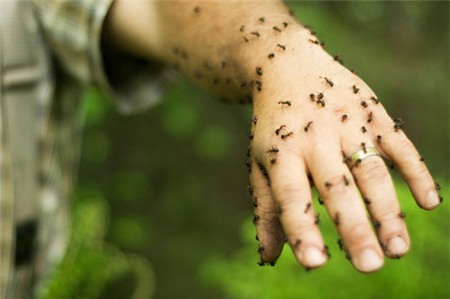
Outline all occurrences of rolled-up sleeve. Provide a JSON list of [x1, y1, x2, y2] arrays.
[[31, 0, 177, 114]]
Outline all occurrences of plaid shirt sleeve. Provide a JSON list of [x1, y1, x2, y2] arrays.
[[31, 0, 178, 114]]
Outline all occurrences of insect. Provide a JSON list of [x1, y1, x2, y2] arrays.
[[308, 39, 319, 45], [367, 111, 373, 123], [342, 152, 350, 164], [309, 93, 315, 101], [361, 142, 367, 153], [275, 125, 286, 135], [257, 162, 269, 177], [281, 132, 294, 139], [304, 121, 313, 132], [439, 196, 444, 203], [333, 212, 340, 226], [253, 214, 260, 224], [337, 238, 343, 250], [255, 80, 262, 92], [304, 202, 312, 213], [373, 220, 381, 228], [333, 54, 344, 65], [259, 17, 265, 22], [239, 25, 245, 32], [252, 196, 258, 208], [256, 67, 263, 76], [252, 116, 258, 125], [435, 182, 441, 191], [273, 26, 281, 32], [325, 181, 332, 189], [343, 175, 350, 186], [268, 53, 275, 59], [341, 114, 348, 122], [278, 100, 291, 106], [251, 31, 260, 37], [283, 22, 288, 28], [267, 146, 279, 153], [255, 235, 259, 241], [323, 77, 334, 87], [419, 156, 425, 162], [315, 213, 320, 224], [243, 37, 249, 43], [361, 126, 367, 133], [317, 99, 325, 107], [398, 211, 406, 219], [270, 158, 277, 164], [376, 135, 382, 144], [352, 85, 359, 94], [363, 197, 371, 205], [317, 92, 324, 100], [248, 133, 254, 140], [393, 117, 404, 131], [323, 245, 330, 258], [193, 6, 201, 13], [318, 197, 324, 205], [361, 101, 368, 108], [277, 44, 286, 50], [370, 96, 380, 104]]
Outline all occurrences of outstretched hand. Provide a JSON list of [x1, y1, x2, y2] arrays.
[[247, 28, 442, 273]]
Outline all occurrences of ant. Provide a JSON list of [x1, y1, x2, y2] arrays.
[[255, 80, 262, 92], [376, 135, 382, 144], [304, 121, 313, 132], [342, 152, 350, 164], [281, 132, 294, 139], [361, 142, 367, 153], [252, 116, 258, 125], [333, 55, 344, 65], [325, 181, 332, 189], [363, 197, 371, 205], [373, 220, 381, 229], [239, 25, 245, 32], [419, 156, 425, 162], [323, 245, 331, 258], [317, 99, 325, 107], [361, 126, 367, 133], [267, 147, 279, 153], [275, 125, 286, 135], [273, 26, 281, 32], [315, 213, 320, 224], [248, 185, 254, 197], [333, 212, 340, 226], [323, 77, 334, 87], [318, 197, 324, 205], [393, 117, 404, 131], [252, 196, 258, 208], [435, 182, 441, 191], [361, 101, 368, 108], [398, 211, 406, 219], [251, 31, 260, 37], [277, 44, 286, 50], [370, 96, 380, 104], [309, 93, 315, 101], [337, 239, 343, 251], [343, 175, 350, 186], [270, 158, 277, 164], [308, 39, 319, 45], [367, 111, 373, 123], [317, 92, 324, 100], [259, 17, 265, 22], [268, 53, 275, 59], [352, 85, 359, 94], [283, 22, 289, 28], [304, 202, 312, 213], [278, 100, 291, 107], [243, 37, 249, 43], [193, 6, 201, 13], [256, 67, 263, 76], [341, 114, 348, 122], [253, 214, 260, 224]]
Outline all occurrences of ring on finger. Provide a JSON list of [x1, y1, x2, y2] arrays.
[[347, 147, 380, 169]]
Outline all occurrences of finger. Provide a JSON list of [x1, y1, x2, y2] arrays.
[[250, 158, 284, 265], [344, 139, 410, 259], [267, 152, 328, 270], [376, 123, 441, 210], [305, 133, 384, 273]]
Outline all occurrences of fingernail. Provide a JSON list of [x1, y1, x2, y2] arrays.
[[354, 249, 383, 272], [386, 236, 408, 256], [426, 189, 440, 208], [301, 246, 327, 268]]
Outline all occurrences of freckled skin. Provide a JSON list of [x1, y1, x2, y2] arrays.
[[105, 0, 441, 274]]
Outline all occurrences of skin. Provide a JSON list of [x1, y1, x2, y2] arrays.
[[103, 0, 442, 273]]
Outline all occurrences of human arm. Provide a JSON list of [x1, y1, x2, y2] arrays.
[[102, 0, 442, 273]]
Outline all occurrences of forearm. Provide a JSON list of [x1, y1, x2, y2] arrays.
[[103, 0, 317, 102]]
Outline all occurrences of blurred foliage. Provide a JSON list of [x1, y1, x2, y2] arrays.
[[200, 181, 450, 299], [37, 191, 155, 299], [73, 2, 449, 299]]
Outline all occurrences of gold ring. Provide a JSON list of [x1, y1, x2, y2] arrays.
[[347, 147, 380, 169]]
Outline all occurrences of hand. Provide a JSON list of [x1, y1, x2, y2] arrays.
[[248, 28, 442, 273]]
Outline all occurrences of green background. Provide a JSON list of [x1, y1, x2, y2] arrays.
[[69, 2, 449, 299]]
